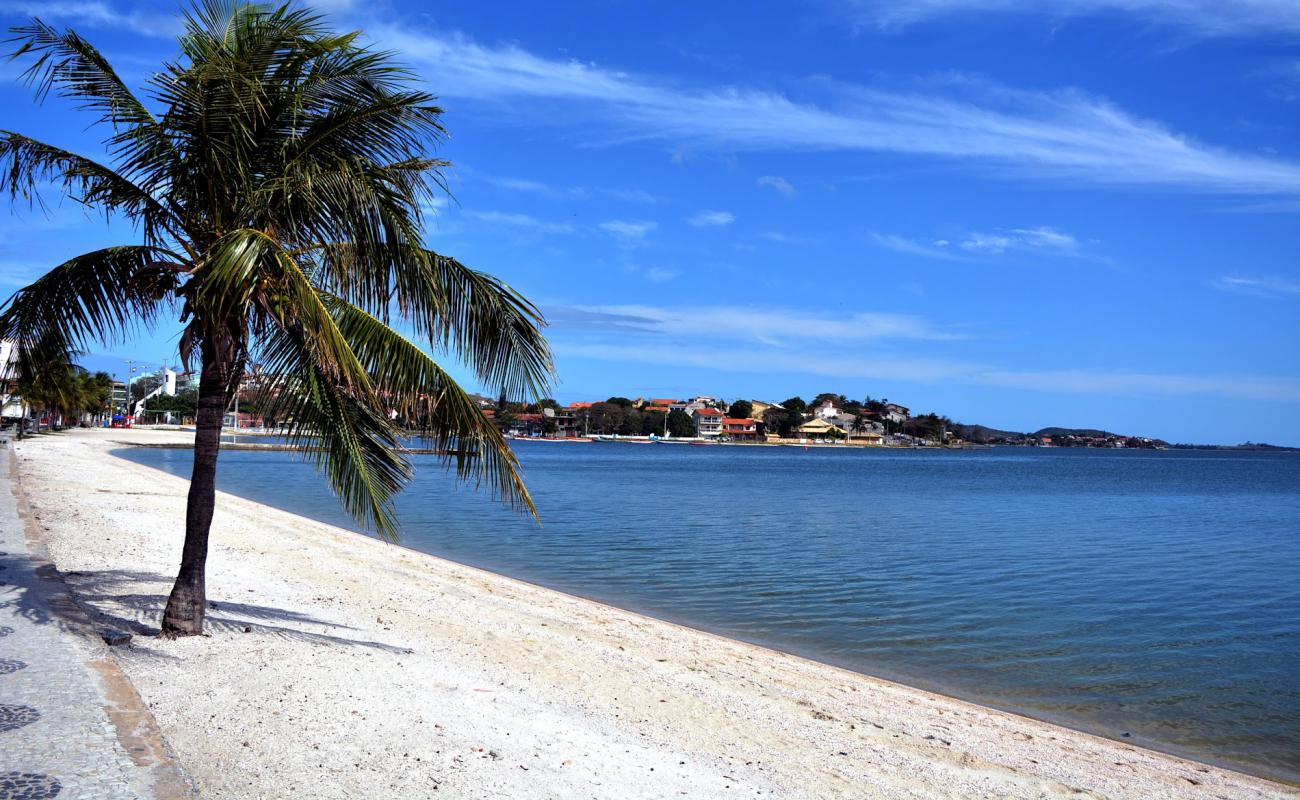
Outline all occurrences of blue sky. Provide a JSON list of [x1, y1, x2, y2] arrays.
[[1, 0, 1299, 444]]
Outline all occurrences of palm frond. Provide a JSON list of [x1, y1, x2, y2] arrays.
[[422, 251, 554, 402], [7, 20, 159, 130], [4, 22, 178, 203], [323, 294, 537, 517], [255, 322, 411, 538], [0, 132, 171, 239], [12, 332, 87, 417], [0, 245, 179, 351], [199, 228, 371, 393], [314, 244, 554, 402]]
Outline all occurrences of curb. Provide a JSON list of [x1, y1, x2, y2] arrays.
[[7, 443, 198, 800]]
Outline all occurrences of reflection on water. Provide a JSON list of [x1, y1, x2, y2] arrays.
[[119, 442, 1300, 782]]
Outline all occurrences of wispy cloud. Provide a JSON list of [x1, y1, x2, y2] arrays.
[[547, 304, 963, 344], [756, 175, 798, 196], [843, 0, 1300, 38], [688, 210, 736, 228], [376, 28, 1300, 195], [468, 169, 661, 203], [599, 219, 658, 240], [1212, 274, 1300, 298], [642, 267, 680, 283], [552, 341, 974, 384], [869, 232, 966, 260], [551, 341, 1300, 402], [759, 231, 819, 246], [0, 0, 181, 36], [465, 210, 574, 234], [870, 226, 1086, 259], [974, 368, 1300, 402], [959, 226, 1081, 255], [545, 303, 1300, 402]]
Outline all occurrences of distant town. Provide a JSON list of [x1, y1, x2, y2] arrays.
[[472, 392, 1169, 449], [1, 349, 1286, 450]]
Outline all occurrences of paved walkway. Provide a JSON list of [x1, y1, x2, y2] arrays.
[[0, 440, 191, 800]]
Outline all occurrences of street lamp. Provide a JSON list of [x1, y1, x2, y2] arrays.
[[123, 359, 139, 424]]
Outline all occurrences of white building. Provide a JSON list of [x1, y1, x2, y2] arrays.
[[884, 403, 910, 424], [0, 339, 21, 420], [692, 407, 723, 438]]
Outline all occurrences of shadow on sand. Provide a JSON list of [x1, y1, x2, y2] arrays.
[[0, 557, 410, 656]]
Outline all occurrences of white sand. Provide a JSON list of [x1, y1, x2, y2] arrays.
[[11, 428, 1297, 799]]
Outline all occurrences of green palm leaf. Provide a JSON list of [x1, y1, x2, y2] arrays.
[[0, 245, 179, 351], [323, 294, 536, 516], [0, 0, 553, 635]]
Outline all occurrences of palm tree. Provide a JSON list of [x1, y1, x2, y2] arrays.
[[11, 335, 98, 430], [0, 1, 553, 636], [84, 371, 115, 423]]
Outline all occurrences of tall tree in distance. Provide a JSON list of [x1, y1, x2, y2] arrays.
[[727, 399, 753, 419], [0, 1, 553, 636]]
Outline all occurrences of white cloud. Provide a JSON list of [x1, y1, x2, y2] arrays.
[[759, 231, 818, 245], [869, 232, 966, 260], [465, 210, 574, 234], [549, 334, 1300, 404], [545, 303, 1300, 402], [1212, 274, 1300, 298], [548, 304, 963, 344], [552, 341, 974, 384], [756, 175, 797, 196], [844, 0, 1300, 38], [484, 176, 559, 195], [468, 170, 661, 203], [0, 0, 181, 36], [551, 341, 1300, 402], [688, 210, 736, 228], [871, 227, 1084, 258], [599, 219, 658, 240], [974, 369, 1300, 402], [377, 28, 1300, 195], [960, 226, 1081, 255], [642, 267, 680, 283]]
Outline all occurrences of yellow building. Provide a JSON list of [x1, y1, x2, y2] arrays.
[[796, 418, 843, 438], [748, 399, 774, 420]]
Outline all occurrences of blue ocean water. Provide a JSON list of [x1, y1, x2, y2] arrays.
[[119, 442, 1300, 781]]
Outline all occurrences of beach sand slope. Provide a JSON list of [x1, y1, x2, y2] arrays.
[[12, 429, 1296, 799]]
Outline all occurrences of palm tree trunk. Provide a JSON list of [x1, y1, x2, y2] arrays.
[[160, 338, 232, 637]]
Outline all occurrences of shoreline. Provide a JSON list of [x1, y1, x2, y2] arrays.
[[110, 440, 1296, 786], [13, 428, 1298, 799]]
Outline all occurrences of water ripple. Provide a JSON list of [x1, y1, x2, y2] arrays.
[[122, 444, 1300, 782]]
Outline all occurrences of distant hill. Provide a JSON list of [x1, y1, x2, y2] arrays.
[[950, 422, 1163, 445], [949, 423, 1024, 443], [1168, 442, 1300, 452], [1032, 427, 1114, 439]]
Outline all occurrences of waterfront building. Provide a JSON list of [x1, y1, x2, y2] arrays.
[[0, 339, 20, 421], [883, 403, 910, 424], [692, 407, 723, 438], [796, 418, 844, 439], [815, 399, 841, 419], [671, 399, 706, 415], [720, 417, 760, 441], [747, 399, 774, 420]]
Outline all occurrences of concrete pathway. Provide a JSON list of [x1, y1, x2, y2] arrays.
[[0, 439, 192, 800]]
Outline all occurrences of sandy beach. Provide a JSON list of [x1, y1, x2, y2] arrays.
[[10, 428, 1296, 800]]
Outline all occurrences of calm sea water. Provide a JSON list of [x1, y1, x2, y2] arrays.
[[119, 442, 1300, 781]]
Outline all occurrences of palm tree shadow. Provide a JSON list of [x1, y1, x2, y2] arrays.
[[1, 557, 409, 655]]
